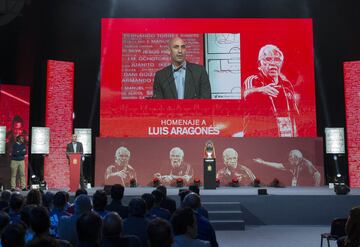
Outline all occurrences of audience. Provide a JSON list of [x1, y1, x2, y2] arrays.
[[19, 204, 36, 242], [147, 218, 173, 247], [8, 193, 24, 224], [66, 188, 88, 214], [141, 193, 156, 220], [0, 184, 221, 247], [77, 211, 102, 247], [106, 184, 129, 219], [58, 194, 92, 246], [171, 207, 210, 247], [42, 191, 54, 212], [0, 191, 11, 211], [157, 186, 176, 215], [178, 190, 191, 204], [123, 198, 150, 247], [93, 190, 109, 218], [337, 205, 360, 247], [0, 211, 10, 243], [188, 186, 208, 219], [101, 212, 141, 247], [1, 223, 26, 247], [49, 191, 71, 237], [149, 190, 171, 221], [182, 193, 218, 247], [25, 189, 42, 206]]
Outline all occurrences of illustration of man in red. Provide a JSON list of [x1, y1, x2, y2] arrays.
[[216, 148, 256, 185], [104, 146, 137, 186], [154, 147, 193, 186], [243, 44, 299, 137], [253, 149, 321, 186]]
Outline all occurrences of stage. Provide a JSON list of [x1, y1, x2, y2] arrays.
[[37, 186, 360, 228]]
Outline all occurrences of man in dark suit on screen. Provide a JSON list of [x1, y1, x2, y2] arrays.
[[153, 37, 211, 99], [66, 134, 85, 189]]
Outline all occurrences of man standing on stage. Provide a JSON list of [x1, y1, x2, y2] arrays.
[[253, 149, 321, 186], [216, 148, 256, 185], [10, 135, 27, 191], [154, 147, 194, 186], [104, 146, 137, 186], [153, 37, 211, 99], [243, 44, 299, 137], [66, 134, 85, 188]]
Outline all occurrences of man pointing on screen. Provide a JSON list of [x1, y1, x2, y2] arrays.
[[153, 37, 211, 99]]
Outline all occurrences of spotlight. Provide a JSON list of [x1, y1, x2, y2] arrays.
[[30, 175, 40, 189], [40, 180, 47, 190], [336, 173, 342, 178]]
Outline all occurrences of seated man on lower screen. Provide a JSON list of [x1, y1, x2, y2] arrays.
[[154, 147, 194, 186], [104, 146, 137, 186], [216, 148, 256, 185]]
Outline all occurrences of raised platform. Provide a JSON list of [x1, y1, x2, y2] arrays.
[[42, 186, 360, 226]]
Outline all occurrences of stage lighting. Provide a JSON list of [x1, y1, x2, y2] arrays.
[[40, 180, 47, 190], [334, 176, 350, 195], [30, 175, 40, 189]]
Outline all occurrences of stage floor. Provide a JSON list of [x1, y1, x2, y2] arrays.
[[64, 185, 360, 196]]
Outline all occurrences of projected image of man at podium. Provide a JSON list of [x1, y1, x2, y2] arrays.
[[154, 147, 193, 186], [104, 146, 137, 187], [216, 148, 256, 185], [152, 37, 211, 99], [66, 134, 85, 188]]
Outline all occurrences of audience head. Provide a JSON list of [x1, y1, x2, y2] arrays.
[[77, 211, 102, 245], [152, 189, 165, 205], [26, 236, 58, 247], [188, 185, 200, 195], [42, 191, 54, 210], [9, 193, 24, 212], [157, 185, 167, 197], [75, 188, 88, 198], [110, 184, 125, 201], [29, 206, 50, 236], [74, 194, 92, 215], [171, 207, 197, 238], [182, 193, 201, 210], [53, 191, 67, 210], [102, 212, 123, 237], [26, 189, 42, 206], [0, 211, 10, 234], [178, 189, 191, 203], [141, 193, 154, 211], [93, 190, 108, 211], [20, 204, 36, 228], [1, 190, 11, 202], [1, 223, 26, 247], [147, 218, 173, 247], [128, 198, 146, 217]]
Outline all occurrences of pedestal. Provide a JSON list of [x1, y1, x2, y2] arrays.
[[204, 158, 216, 189], [68, 153, 81, 192]]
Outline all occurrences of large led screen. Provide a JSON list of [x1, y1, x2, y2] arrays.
[[95, 137, 324, 187], [100, 18, 316, 137]]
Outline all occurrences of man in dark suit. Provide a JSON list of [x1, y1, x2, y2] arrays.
[[66, 134, 85, 188], [153, 37, 211, 99]]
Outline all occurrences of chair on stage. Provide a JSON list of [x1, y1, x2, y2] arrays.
[[320, 218, 347, 247]]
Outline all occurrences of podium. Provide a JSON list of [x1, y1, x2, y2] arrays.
[[68, 153, 81, 192], [204, 158, 216, 189]]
